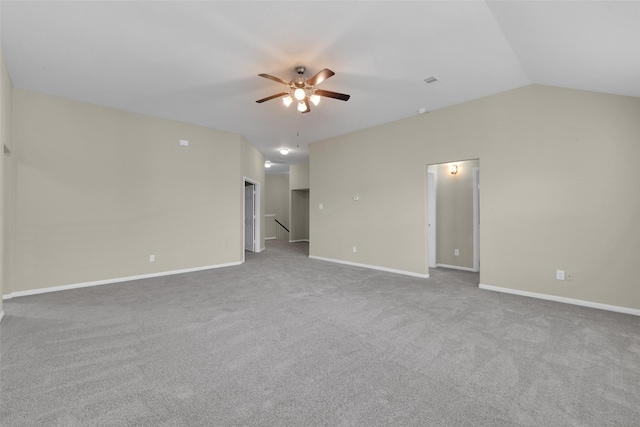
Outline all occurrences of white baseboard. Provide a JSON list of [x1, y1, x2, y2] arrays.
[[479, 284, 640, 317], [435, 263, 478, 272], [289, 239, 309, 243], [0, 310, 4, 323], [2, 261, 242, 300], [309, 255, 429, 279], [265, 237, 276, 240]]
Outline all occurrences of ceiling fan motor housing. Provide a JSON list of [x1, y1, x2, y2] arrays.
[[293, 67, 307, 88]]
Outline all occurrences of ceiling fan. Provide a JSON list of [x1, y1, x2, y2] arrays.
[[256, 66, 350, 113]]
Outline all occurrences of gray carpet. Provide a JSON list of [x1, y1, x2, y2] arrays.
[[1, 241, 639, 426]]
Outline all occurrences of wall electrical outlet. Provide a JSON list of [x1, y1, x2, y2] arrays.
[[149, 255, 156, 263], [556, 269, 565, 280], [454, 249, 459, 256], [353, 246, 357, 253]]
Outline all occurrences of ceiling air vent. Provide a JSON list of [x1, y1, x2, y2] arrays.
[[424, 76, 438, 84]]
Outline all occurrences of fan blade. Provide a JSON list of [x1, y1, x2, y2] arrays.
[[301, 98, 311, 113], [306, 68, 335, 87], [258, 73, 290, 86], [256, 92, 289, 103], [314, 89, 350, 101]]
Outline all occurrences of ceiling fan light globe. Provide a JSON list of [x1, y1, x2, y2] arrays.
[[282, 96, 293, 107], [297, 102, 306, 112], [310, 95, 320, 106], [294, 88, 306, 101]]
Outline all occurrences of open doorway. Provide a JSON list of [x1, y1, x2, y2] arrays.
[[290, 189, 309, 243], [243, 178, 261, 255], [427, 159, 480, 273]]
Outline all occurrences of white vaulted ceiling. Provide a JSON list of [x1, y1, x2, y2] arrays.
[[2, 1, 639, 174]]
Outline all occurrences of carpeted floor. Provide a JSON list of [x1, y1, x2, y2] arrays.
[[1, 240, 639, 426]]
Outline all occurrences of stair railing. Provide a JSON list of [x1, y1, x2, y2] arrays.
[[274, 218, 289, 241]]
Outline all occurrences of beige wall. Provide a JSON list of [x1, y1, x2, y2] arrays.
[[435, 159, 479, 269], [289, 163, 309, 190], [310, 84, 640, 311], [266, 174, 289, 228], [11, 90, 247, 293], [0, 49, 14, 316], [242, 138, 265, 251]]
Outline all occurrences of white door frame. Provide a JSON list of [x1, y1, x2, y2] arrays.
[[427, 169, 437, 269], [244, 183, 255, 252], [426, 162, 480, 273], [473, 167, 480, 272], [242, 177, 261, 261]]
